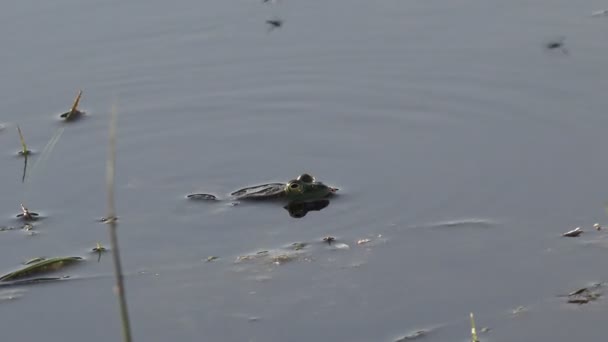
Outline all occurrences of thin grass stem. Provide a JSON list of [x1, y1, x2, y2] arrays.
[[106, 104, 133, 342]]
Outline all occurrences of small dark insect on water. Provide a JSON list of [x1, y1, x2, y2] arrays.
[[545, 37, 568, 54], [266, 18, 283, 31]]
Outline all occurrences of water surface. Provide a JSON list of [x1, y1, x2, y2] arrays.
[[2, 0, 608, 341]]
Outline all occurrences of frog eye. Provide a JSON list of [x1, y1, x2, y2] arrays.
[[297, 173, 314, 183], [290, 182, 300, 189]]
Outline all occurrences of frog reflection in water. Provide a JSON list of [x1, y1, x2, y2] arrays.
[[187, 173, 338, 218]]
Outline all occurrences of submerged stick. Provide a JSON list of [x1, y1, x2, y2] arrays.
[[106, 103, 133, 342]]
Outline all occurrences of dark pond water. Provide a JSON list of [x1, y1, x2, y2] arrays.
[[2, 0, 608, 341]]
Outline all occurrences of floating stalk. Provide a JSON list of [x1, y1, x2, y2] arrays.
[[0, 257, 82, 281]]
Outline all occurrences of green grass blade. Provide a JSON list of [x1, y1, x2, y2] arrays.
[[106, 103, 133, 342], [0, 257, 82, 282]]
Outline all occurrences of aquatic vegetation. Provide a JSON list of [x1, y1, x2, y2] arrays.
[[0, 257, 83, 282], [16, 125, 31, 156], [510, 305, 528, 316], [98, 216, 118, 223], [0, 223, 33, 233], [235, 248, 308, 265], [429, 218, 497, 230], [564, 283, 604, 305], [470, 312, 479, 342], [16, 126, 31, 183], [23, 257, 46, 265], [290, 242, 307, 251], [394, 330, 428, 341], [105, 104, 133, 342], [562, 227, 583, 237], [186, 193, 217, 201]]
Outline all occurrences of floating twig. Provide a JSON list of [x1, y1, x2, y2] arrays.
[[16, 125, 31, 156], [206, 256, 219, 262]]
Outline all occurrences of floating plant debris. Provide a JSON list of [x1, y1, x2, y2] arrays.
[[98, 216, 118, 224], [511, 305, 528, 316], [235, 248, 307, 265], [16, 126, 31, 183], [562, 227, 583, 237], [206, 256, 219, 262], [187, 193, 217, 201], [565, 283, 603, 305], [394, 330, 428, 341], [290, 242, 307, 251], [16, 125, 31, 156], [59, 90, 84, 121], [0, 257, 83, 282], [470, 312, 479, 342]]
